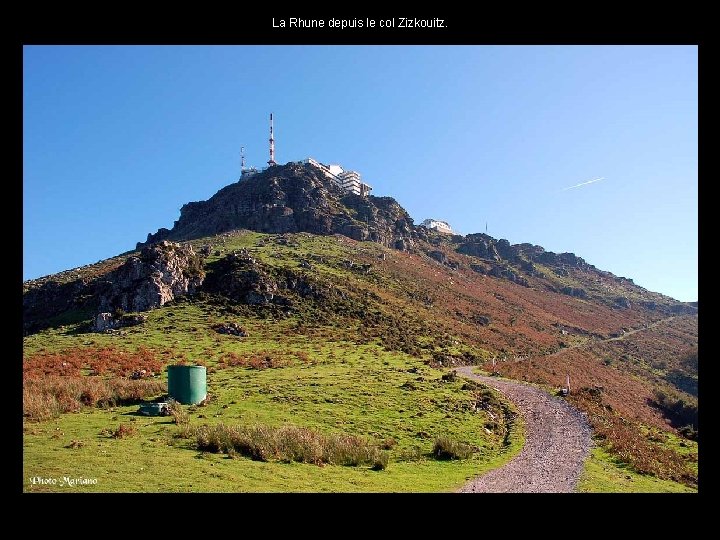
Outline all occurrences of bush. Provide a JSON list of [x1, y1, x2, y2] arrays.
[[371, 452, 389, 471], [441, 370, 457, 382], [113, 423, 137, 439], [432, 437, 475, 460], [570, 387, 697, 486], [167, 399, 189, 425], [651, 389, 698, 433], [679, 425, 698, 441]]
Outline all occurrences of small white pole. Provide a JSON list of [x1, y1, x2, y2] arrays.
[[566, 374, 571, 394]]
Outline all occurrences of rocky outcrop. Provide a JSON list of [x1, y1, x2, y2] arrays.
[[96, 241, 205, 313], [457, 234, 590, 272], [670, 303, 698, 315], [212, 322, 248, 336], [92, 312, 147, 332], [203, 251, 284, 306], [560, 286, 588, 299], [614, 297, 632, 309], [23, 241, 203, 334], [202, 250, 333, 308], [457, 234, 501, 261], [488, 265, 530, 287], [455, 234, 601, 289], [138, 163, 416, 252]]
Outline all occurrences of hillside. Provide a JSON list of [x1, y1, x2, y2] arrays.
[[22, 165, 698, 492]]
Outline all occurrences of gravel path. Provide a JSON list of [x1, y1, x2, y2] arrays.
[[456, 366, 592, 493]]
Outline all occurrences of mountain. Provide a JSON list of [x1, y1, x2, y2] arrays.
[[22, 163, 698, 492]]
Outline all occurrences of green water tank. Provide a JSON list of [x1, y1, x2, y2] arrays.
[[167, 365, 207, 405]]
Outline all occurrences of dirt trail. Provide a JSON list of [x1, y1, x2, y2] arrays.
[[456, 366, 592, 493], [548, 315, 678, 358]]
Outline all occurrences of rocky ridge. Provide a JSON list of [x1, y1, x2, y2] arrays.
[[23, 241, 204, 334], [138, 162, 416, 252]]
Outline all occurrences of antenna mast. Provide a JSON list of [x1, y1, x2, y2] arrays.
[[241, 146, 246, 173], [268, 113, 277, 166]]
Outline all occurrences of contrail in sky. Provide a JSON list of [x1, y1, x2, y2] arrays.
[[561, 177, 605, 191]]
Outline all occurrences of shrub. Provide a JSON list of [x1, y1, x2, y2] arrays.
[[381, 437, 397, 450], [167, 399, 189, 425], [112, 423, 137, 439], [650, 389, 698, 433], [679, 425, 698, 441], [371, 452, 389, 471], [24, 346, 164, 379], [441, 370, 457, 382], [432, 437, 475, 460]]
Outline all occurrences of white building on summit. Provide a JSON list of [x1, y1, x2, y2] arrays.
[[301, 158, 373, 197], [420, 218, 453, 234], [237, 113, 373, 197]]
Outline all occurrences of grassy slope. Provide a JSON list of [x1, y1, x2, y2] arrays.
[[579, 448, 695, 493], [23, 231, 696, 492], [24, 322, 524, 492]]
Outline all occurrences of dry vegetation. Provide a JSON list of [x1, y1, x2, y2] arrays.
[[23, 346, 167, 421]]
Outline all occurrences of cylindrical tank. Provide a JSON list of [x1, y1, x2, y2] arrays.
[[167, 365, 207, 405]]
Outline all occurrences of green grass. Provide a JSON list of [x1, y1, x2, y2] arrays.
[[24, 278, 524, 491], [25, 230, 692, 492], [25, 410, 513, 492], [578, 447, 696, 493]]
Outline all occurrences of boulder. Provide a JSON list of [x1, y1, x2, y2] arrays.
[[92, 311, 147, 332], [93, 312, 116, 332]]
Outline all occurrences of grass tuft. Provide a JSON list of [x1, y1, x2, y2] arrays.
[[190, 423, 387, 468], [432, 437, 475, 460]]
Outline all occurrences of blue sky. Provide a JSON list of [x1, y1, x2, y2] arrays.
[[23, 45, 697, 301]]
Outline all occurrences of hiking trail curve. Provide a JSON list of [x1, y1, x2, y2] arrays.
[[456, 366, 592, 493]]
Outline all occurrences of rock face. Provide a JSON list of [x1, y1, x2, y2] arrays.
[[138, 163, 416, 252], [457, 234, 591, 273], [23, 241, 203, 334], [489, 265, 530, 287], [96, 241, 205, 313], [614, 296, 632, 309], [454, 234, 601, 290]]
